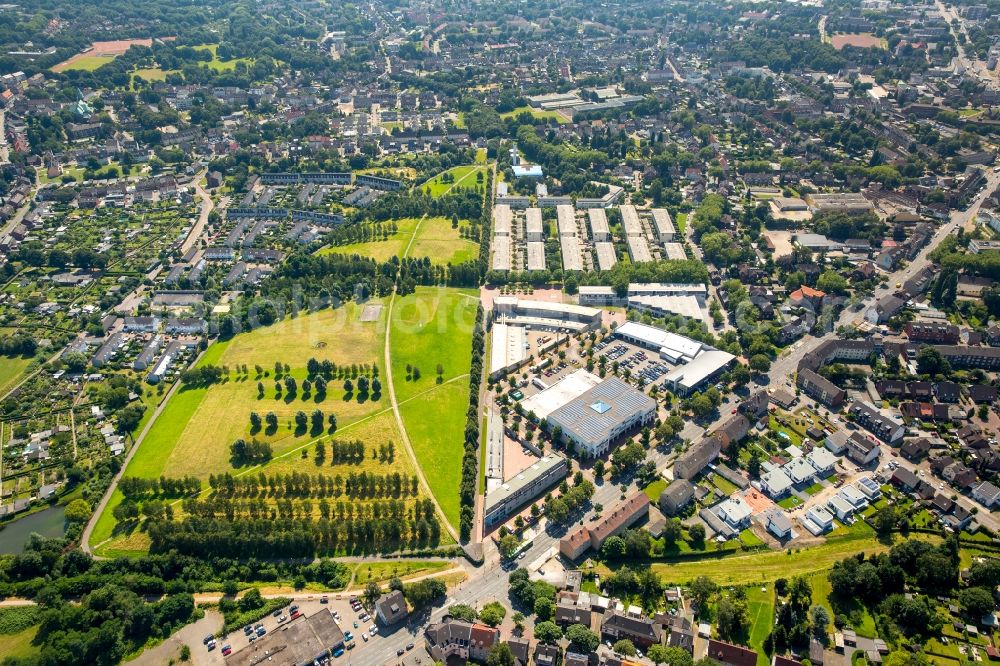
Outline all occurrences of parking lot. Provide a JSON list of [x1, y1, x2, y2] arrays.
[[190, 594, 403, 665], [594, 338, 674, 388]]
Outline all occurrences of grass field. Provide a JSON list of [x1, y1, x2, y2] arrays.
[[126, 304, 387, 480], [351, 560, 450, 586], [318, 218, 421, 263], [643, 479, 667, 501], [0, 625, 39, 660], [0, 356, 32, 396], [409, 217, 479, 265], [648, 533, 939, 586], [55, 55, 115, 72], [419, 166, 488, 197], [808, 571, 877, 637], [134, 67, 176, 82], [500, 106, 570, 124], [194, 43, 252, 71], [90, 303, 408, 553], [317, 216, 477, 266], [746, 585, 775, 666], [389, 287, 478, 528]]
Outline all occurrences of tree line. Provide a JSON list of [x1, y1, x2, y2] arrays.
[[458, 304, 485, 540], [148, 514, 441, 557], [207, 470, 420, 499], [118, 476, 201, 499]]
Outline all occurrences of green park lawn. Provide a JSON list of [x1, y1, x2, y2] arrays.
[[650, 533, 940, 586], [133, 67, 177, 82], [317, 217, 421, 263], [408, 216, 480, 265], [808, 571, 878, 638], [500, 106, 570, 124], [389, 287, 478, 528], [351, 560, 450, 586], [194, 44, 252, 71], [127, 303, 387, 480], [317, 216, 476, 266], [419, 165, 488, 197], [0, 625, 39, 660], [89, 303, 404, 553]]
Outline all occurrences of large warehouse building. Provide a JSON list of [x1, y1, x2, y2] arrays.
[[535, 371, 657, 458]]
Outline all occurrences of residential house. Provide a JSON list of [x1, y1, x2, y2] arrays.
[[707, 639, 759, 666], [375, 590, 408, 625], [601, 612, 662, 649]]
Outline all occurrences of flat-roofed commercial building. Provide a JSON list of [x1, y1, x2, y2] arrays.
[[595, 242, 618, 270], [547, 376, 657, 457], [651, 208, 676, 242], [663, 350, 736, 395], [229, 610, 345, 666], [490, 322, 528, 379], [807, 192, 873, 214], [525, 207, 545, 242], [493, 297, 601, 332], [588, 208, 611, 241], [527, 242, 547, 271], [522, 368, 605, 420], [484, 455, 568, 527], [613, 321, 706, 362]]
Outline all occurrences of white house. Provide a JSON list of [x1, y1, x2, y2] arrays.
[[715, 496, 752, 530], [760, 468, 793, 499]]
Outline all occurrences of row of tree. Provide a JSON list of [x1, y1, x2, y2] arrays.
[[459, 304, 485, 540], [118, 476, 201, 499], [148, 515, 441, 557], [206, 470, 421, 499]]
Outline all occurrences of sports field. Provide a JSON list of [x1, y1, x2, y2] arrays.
[[419, 165, 488, 197], [389, 287, 478, 527], [52, 38, 156, 72]]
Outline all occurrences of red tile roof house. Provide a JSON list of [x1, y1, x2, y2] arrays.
[[707, 639, 759, 666]]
